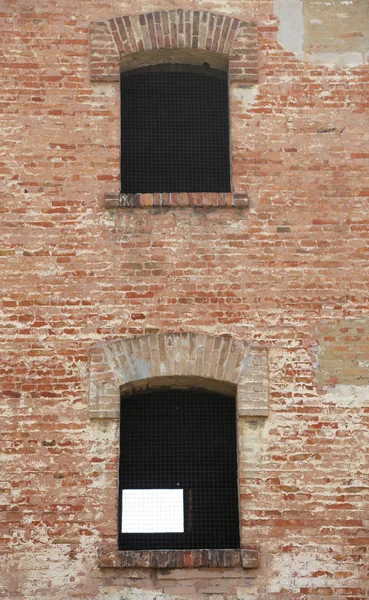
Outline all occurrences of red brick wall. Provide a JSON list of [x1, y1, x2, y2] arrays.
[[1, 0, 369, 599]]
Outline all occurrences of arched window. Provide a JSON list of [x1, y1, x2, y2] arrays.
[[89, 334, 267, 568], [118, 386, 239, 550], [90, 10, 257, 208], [120, 64, 231, 193]]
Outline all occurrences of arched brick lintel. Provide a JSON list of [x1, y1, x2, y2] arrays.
[[89, 333, 268, 419], [90, 10, 258, 83]]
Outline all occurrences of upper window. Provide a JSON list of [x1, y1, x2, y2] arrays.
[[118, 387, 240, 550], [120, 64, 231, 193]]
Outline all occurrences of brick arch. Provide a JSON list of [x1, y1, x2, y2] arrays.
[[89, 332, 268, 418], [90, 10, 258, 83]]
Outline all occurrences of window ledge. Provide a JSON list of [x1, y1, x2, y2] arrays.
[[105, 192, 249, 209], [98, 546, 258, 569]]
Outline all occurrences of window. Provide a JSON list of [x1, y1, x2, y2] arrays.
[[120, 64, 231, 193], [118, 387, 240, 550]]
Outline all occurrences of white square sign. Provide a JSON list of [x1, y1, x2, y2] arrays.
[[122, 489, 184, 533]]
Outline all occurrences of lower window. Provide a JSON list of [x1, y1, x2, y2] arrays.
[[118, 387, 240, 550]]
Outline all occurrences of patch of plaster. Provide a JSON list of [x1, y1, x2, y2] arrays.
[[231, 83, 260, 109], [7, 536, 99, 600], [240, 417, 269, 467], [268, 548, 355, 594], [130, 357, 151, 380], [315, 319, 369, 387], [305, 50, 365, 65], [274, 0, 369, 65], [274, 0, 304, 59], [91, 82, 119, 97], [322, 383, 369, 408]]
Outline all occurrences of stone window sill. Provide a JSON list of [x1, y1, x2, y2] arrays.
[[105, 192, 249, 209], [98, 546, 258, 569]]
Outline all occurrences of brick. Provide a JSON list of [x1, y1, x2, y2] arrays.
[[89, 334, 265, 417], [3, 2, 369, 600], [97, 547, 257, 570], [90, 10, 259, 88]]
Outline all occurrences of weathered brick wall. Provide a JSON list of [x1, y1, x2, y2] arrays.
[[1, 0, 369, 599]]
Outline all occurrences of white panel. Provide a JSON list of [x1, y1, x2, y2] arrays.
[[122, 489, 184, 533]]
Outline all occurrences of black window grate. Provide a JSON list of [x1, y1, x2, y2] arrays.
[[118, 388, 240, 550], [120, 69, 231, 193]]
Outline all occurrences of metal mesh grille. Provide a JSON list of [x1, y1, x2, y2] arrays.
[[120, 69, 231, 193], [118, 388, 240, 550]]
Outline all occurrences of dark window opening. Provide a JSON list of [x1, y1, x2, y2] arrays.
[[120, 65, 231, 193], [118, 388, 240, 550]]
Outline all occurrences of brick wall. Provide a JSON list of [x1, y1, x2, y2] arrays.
[[1, 0, 369, 599]]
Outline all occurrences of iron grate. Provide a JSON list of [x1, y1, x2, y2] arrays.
[[118, 388, 240, 550], [120, 69, 231, 193]]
